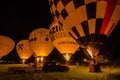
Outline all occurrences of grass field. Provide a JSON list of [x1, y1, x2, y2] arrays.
[[0, 65, 120, 80]]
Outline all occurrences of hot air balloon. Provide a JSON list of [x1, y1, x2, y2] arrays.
[[49, 20, 80, 62], [49, 0, 120, 72], [16, 39, 33, 64], [0, 35, 15, 59], [29, 28, 54, 67]]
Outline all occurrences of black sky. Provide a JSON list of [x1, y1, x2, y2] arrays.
[[1, 0, 53, 43], [1, 0, 120, 61]]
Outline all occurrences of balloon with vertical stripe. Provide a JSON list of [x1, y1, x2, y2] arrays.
[[49, 0, 120, 58]]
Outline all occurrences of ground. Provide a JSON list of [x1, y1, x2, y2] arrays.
[[0, 64, 120, 80]]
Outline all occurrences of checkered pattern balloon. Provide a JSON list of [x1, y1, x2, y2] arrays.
[[49, 0, 120, 45]]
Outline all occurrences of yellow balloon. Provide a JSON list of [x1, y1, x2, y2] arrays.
[[49, 20, 80, 61], [0, 35, 15, 58], [29, 28, 54, 57], [16, 39, 33, 60]]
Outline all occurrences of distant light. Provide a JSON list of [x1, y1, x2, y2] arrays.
[[83, 58, 87, 62]]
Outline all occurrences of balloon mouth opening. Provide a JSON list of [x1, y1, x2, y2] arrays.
[[81, 42, 104, 59]]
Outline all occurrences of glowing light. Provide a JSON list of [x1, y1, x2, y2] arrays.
[[39, 53, 45, 57], [36, 56, 44, 62], [63, 53, 72, 61], [83, 58, 87, 62], [40, 56, 44, 62], [36, 57, 40, 62], [87, 49, 93, 58], [22, 59, 26, 64]]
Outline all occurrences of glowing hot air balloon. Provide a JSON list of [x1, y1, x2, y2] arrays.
[[49, 0, 120, 72], [49, 20, 80, 61], [16, 39, 33, 64], [29, 28, 54, 67], [0, 35, 15, 58], [49, 0, 120, 59]]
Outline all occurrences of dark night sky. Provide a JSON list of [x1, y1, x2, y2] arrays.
[[1, 0, 120, 61], [1, 0, 53, 43]]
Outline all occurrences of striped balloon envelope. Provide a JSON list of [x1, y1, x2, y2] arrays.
[[49, 0, 120, 58]]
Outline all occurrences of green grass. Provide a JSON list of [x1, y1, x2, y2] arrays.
[[0, 65, 120, 80]]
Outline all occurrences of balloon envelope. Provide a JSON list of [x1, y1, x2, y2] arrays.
[[49, 20, 80, 61], [49, 0, 120, 58], [29, 28, 54, 57], [49, 20, 79, 54], [0, 35, 15, 58], [49, 0, 120, 43], [16, 39, 33, 60]]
